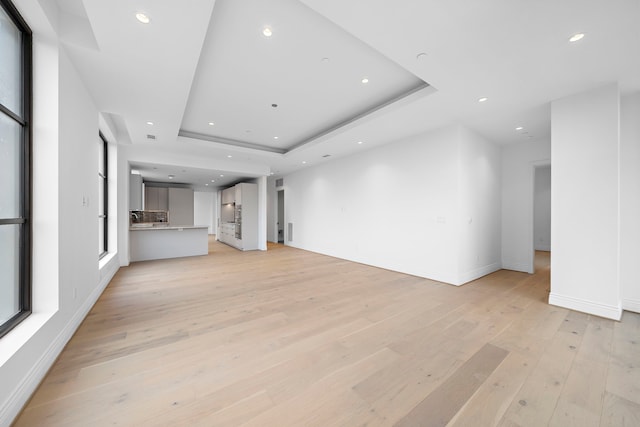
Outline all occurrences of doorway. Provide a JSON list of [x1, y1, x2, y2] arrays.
[[277, 189, 285, 243], [532, 165, 551, 272]]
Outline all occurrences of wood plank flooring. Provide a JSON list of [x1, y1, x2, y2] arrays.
[[13, 240, 640, 426]]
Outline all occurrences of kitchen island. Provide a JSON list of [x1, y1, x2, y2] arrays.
[[129, 225, 209, 262]]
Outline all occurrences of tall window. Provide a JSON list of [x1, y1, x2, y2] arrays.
[[98, 133, 108, 258], [0, 0, 32, 338]]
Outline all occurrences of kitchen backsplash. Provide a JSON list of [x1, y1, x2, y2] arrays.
[[130, 210, 169, 224]]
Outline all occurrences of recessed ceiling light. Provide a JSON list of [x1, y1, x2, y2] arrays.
[[274, 136, 279, 140], [220, 174, 224, 177], [135, 12, 150, 24], [168, 174, 174, 179], [357, 141, 364, 145], [478, 97, 488, 103], [205, 183, 209, 186], [569, 33, 585, 43], [146, 121, 153, 126], [211, 179, 215, 182], [416, 52, 427, 60], [302, 161, 307, 164], [270, 172, 275, 175], [262, 26, 273, 37], [515, 126, 523, 131], [208, 122, 215, 126], [227, 155, 232, 158], [361, 77, 369, 84]]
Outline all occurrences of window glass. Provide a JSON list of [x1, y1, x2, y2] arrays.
[[0, 224, 19, 324], [0, 113, 20, 219], [0, 6, 22, 115], [0, 0, 31, 338]]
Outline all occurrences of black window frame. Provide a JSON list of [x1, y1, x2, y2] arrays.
[[98, 132, 108, 259], [0, 0, 32, 339]]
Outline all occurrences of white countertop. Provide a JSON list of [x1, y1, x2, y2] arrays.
[[130, 224, 209, 231]]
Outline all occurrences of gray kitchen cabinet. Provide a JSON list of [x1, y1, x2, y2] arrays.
[[145, 187, 168, 211], [168, 187, 194, 226]]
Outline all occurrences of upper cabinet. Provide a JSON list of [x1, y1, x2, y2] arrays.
[[129, 174, 143, 210], [168, 187, 194, 226], [221, 187, 235, 204], [145, 187, 168, 211]]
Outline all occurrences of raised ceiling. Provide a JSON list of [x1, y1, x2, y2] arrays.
[[49, 0, 640, 186], [180, 0, 428, 154]]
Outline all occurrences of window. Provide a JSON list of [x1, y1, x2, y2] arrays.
[[98, 133, 108, 258], [0, 0, 32, 338]]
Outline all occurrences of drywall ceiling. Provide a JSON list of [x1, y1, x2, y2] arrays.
[[53, 0, 640, 185], [180, 0, 428, 154]]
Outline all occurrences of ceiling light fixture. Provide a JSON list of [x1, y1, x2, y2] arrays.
[[220, 174, 224, 177], [208, 122, 215, 126], [274, 136, 279, 140], [135, 12, 150, 24], [227, 155, 232, 158], [211, 180, 215, 182], [262, 26, 273, 37], [146, 121, 153, 126], [478, 97, 488, 103], [361, 77, 369, 84], [416, 52, 427, 60], [168, 174, 174, 179], [357, 141, 363, 145], [569, 33, 585, 43], [205, 184, 209, 186], [302, 161, 307, 164], [515, 126, 523, 131]]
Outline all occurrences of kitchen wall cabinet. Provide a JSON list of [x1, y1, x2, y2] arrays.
[[129, 174, 143, 210], [221, 187, 235, 204], [168, 187, 194, 226], [145, 187, 168, 210]]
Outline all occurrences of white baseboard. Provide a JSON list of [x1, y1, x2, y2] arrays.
[[501, 258, 532, 274], [0, 257, 120, 427], [623, 298, 640, 314], [549, 292, 622, 320], [457, 262, 502, 286]]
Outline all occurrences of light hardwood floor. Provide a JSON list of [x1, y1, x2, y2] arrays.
[[13, 239, 640, 426]]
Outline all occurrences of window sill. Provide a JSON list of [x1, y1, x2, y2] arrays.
[[0, 310, 56, 367]]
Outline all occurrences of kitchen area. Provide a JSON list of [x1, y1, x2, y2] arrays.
[[129, 175, 209, 262], [128, 171, 260, 262]]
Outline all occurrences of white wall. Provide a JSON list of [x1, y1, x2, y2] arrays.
[[501, 139, 551, 273], [0, 12, 120, 423], [550, 83, 621, 320], [457, 127, 502, 283], [194, 191, 214, 234], [620, 92, 640, 313], [282, 125, 501, 285], [533, 166, 551, 251]]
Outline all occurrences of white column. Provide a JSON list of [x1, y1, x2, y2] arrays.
[[550, 84, 621, 319]]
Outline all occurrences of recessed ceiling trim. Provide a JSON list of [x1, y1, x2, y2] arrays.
[[178, 130, 287, 154], [286, 81, 432, 154]]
